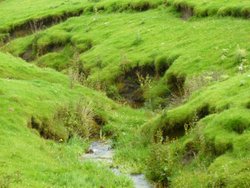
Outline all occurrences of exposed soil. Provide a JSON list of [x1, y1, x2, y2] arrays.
[[28, 109, 105, 141], [174, 4, 194, 20], [162, 104, 212, 141], [28, 116, 66, 141], [196, 104, 211, 119], [182, 141, 198, 165], [167, 73, 186, 96], [95, 1, 160, 13], [93, 114, 107, 126], [19, 42, 66, 62], [20, 47, 34, 62], [182, 150, 197, 164], [1, 1, 163, 44], [162, 124, 186, 140], [181, 6, 193, 20], [116, 64, 156, 108], [129, 2, 152, 12], [115, 55, 175, 108], [246, 101, 250, 109], [36, 42, 66, 56], [1, 9, 84, 43]]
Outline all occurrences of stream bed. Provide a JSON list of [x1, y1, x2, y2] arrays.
[[83, 141, 153, 188]]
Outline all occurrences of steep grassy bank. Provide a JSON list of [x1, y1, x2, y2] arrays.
[[1, 0, 249, 44], [168, 0, 250, 18], [0, 0, 163, 44]]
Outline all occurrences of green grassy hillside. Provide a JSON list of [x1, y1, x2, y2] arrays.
[[0, 51, 148, 187], [0, 0, 250, 187], [143, 71, 250, 186], [168, 0, 250, 18], [3, 8, 250, 108]]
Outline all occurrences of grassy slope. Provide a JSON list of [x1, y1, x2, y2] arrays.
[[0, 0, 249, 40], [0, 52, 149, 187], [4, 9, 250, 107], [1, 0, 250, 187], [168, 0, 250, 17], [0, 0, 249, 32], [143, 71, 250, 186], [0, 0, 88, 31], [0, 0, 163, 32]]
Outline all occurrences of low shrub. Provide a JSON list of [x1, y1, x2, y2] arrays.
[[54, 100, 100, 139], [28, 100, 102, 142], [146, 142, 171, 186]]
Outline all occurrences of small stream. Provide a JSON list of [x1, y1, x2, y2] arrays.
[[83, 141, 153, 188]]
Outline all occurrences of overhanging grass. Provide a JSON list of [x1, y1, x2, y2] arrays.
[[168, 0, 250, 18]]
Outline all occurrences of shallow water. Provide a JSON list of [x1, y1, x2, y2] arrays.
[[83, 141, 153, 188], [84, 141, 113, 163]]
